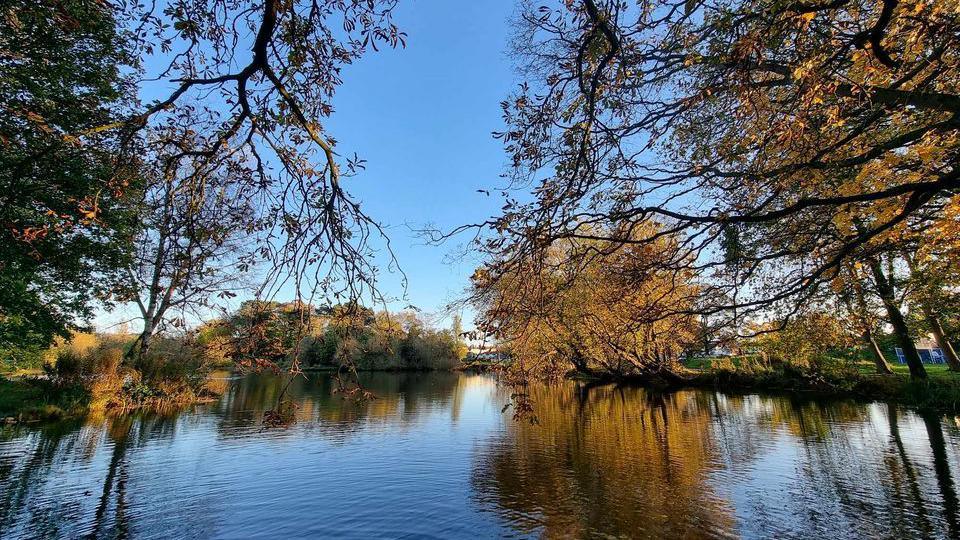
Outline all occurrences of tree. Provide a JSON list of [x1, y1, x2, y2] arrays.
[[5, 0, 409, 363], [125, 134, 259, 359], [94, 0, 407, 307], [0, 0, 136, 359], [749, 310, 854, 369], [903, 245, 960, 371], [456, 0, 959, 379], [451, 314, 468, 359], [835, 263, 893, 374], [470, 224, 699, 380], [866, 254, 927, 377], [229, 300, 324, 368]]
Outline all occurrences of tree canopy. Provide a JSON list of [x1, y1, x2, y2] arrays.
[[0, 0, 137, 356], [461, 0, 958, 328]]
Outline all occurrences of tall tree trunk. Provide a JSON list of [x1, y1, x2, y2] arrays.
[[700, 316, 712, 356], [869, 258, 927, 379], [137, 317, 156, 361], [568, 347, 591, 376], [924, 309, 960, 371], [864, 328, 894, 374], [847, 274, 893, 375]]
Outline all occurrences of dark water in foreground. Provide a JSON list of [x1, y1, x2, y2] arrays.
[[2, 373, 959, 539]]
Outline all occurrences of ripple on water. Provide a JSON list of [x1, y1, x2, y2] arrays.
[[2, 374, 959, 539]]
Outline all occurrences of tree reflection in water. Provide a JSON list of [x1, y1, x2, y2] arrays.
[[0, 413, 180, 538], [1, 374, 959, 539], [473, 382, 960, 539], [0, 372, 467, 538], [473, 384, 737, 538]]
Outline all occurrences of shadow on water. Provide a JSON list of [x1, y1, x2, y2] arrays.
[[0, 411, 182, 539], [921, 409, 960, 538], [1, 373, 959, 538]]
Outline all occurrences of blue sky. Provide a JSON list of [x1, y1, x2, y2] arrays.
[[98, 1, 518, 332], [323, 1, 517, 324]]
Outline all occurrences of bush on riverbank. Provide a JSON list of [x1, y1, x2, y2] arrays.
[[1, 332, 224, 423], [0, 376, 90, 422]]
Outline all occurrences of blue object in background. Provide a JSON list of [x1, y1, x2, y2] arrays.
[[895, 347, 945, 364]]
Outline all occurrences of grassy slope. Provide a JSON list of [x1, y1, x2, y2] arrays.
[[682, 357, 960, 414]]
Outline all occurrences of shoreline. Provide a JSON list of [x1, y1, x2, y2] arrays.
[[6, 364, 960, 426], [567, 367, 960, 415], [0, 375, 222, 425]]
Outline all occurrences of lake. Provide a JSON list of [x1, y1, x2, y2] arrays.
[[1, 372, 959, 539]]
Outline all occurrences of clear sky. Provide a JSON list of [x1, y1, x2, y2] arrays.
[[97, 0, 518, 332], [323, 0, 517, 324]]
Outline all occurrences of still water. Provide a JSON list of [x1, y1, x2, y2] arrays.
[[1, 372, 959, 539]]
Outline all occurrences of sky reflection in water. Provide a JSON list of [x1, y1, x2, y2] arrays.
[[1, 372, 958, 539]]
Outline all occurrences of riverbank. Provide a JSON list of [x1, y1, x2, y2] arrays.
[[692, 369, 959, 413], [0, 376, 89, 423], [0, 374, 222, 424], [8, 358, 960, 424], [572, 360, 960, 415], [1, 363, 459, 424]]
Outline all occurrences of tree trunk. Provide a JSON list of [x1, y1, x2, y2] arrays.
[[137, 318, 155, 362], [864, 328, 894, 374], [568, 348, 591, 376], [869, 258, 927, 379], [846, 270, 892, 374], [925, 309, 960, 371], [700, 316, 712, 356]]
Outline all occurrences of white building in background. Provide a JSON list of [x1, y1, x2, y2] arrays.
[[895, 334, 946, 364]]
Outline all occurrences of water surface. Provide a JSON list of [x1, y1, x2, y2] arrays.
[[1, 372, 959, 538]]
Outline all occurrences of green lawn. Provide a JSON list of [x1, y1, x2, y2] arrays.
[[687, 356, 959, 378], [890, 363, 953, 375], [856, 362, 958, 379]]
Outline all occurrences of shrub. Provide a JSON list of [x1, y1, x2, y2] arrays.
[[400, 329, 461, 370], [218, 304, 467, 371], [52, 349, 86, 381], [199, 335, 233, 366], [749, 314, 855, 369], [0, 344, 46, 372], [138, 336, 206, 385]]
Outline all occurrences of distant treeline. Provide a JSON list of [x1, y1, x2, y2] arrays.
[[2, 301, 467, 375], [200, 301, 467, 371]]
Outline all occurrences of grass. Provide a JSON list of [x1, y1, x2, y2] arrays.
[[2, 348, 225, 424], [0, 372, 225, 424], [858, 363, 960, 412], [682, 356, 960, 414], [0, 376, 91, 423], [684, 356, 753, 370], [0, 367, 44, 378], [890, 363, 952, 376]]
